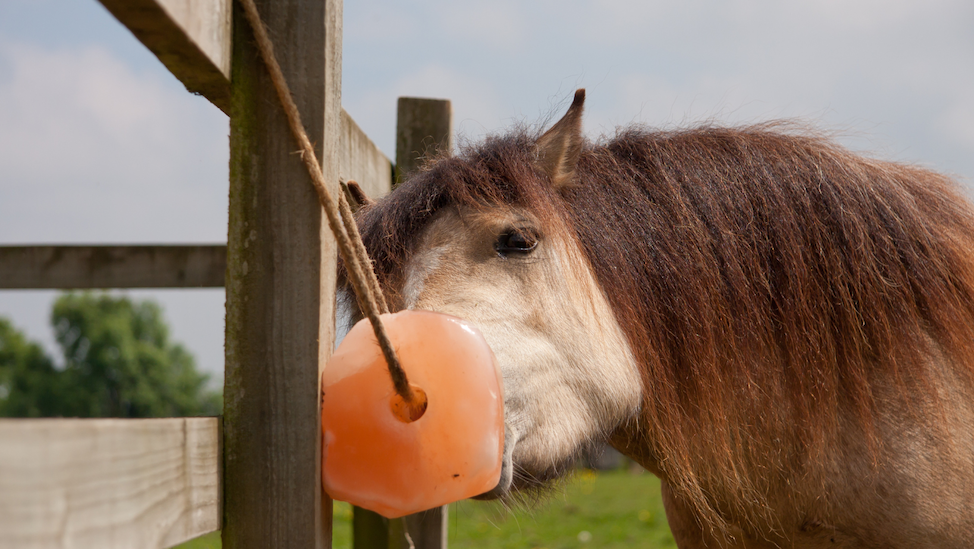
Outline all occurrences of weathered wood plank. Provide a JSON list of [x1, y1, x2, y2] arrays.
[[397, 508, 449, 549], [352, 508, 388, 549], [98, 0, 232, 114], [395, 97, 453, 185], [0, 245, 226, 289], [340, 110, 394, 200], [0, 418, 221, 549], [98, 0, 387, 173], [354, 507, 448, 549], [224, 0, 341, 547]]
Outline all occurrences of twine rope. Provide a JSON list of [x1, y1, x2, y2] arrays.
[[338, 183, 389, 315], [238, 0, 411, 402]]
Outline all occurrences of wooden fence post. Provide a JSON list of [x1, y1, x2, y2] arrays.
[[351, 97, 453, 549], [97, 0, 232, 113], [395, 97, 454, 184], [223, 0, 342, 547], [399, 96, 452, 549], [352, 508, 389, 548], [396, 96, 452, 549]]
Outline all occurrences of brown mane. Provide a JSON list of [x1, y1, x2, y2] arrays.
[[355, 123, 974, 528]]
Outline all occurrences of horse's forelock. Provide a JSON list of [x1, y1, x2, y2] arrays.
[[355, 130, 570, 306]]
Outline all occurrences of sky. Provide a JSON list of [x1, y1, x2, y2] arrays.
[[1, 0, 972, 383]]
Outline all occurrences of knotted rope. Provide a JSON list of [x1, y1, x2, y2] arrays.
[[238, 0, 412, 403]]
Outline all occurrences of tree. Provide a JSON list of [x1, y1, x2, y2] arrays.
[[0, 293, 221, 418], [0, 318, 63, 417]]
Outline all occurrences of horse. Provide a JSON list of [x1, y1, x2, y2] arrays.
[[344, 90, 974, 548]]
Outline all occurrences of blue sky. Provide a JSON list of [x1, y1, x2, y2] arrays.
[[1, 0, 972, 381]]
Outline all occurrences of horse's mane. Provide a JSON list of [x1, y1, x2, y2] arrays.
[[356, 123, 974, 528]]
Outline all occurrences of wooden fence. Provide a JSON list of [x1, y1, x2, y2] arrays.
[[0, 1, 453, 547]]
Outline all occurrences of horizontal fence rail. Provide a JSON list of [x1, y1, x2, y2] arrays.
[[0, 245, 227, 289], [0, 418, 221, 549], [339, 110, 394, 199], [0, 113, 389, 292], [99, 0, 233, 114]]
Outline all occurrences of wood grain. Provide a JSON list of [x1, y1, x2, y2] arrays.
[[340, 110, 393, 201], [389, 97, 455, 549], [224, 0, 341, 547], [0, 245, 226, 289], [395, 98, 453, 185], [0, 418, 221, 549], [98, 0, 232, 113], [397, 508, 449, 549]]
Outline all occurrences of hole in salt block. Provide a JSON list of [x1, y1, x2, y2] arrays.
[[390, 385, 428, 423]]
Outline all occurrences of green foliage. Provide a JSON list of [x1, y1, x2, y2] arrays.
[[0, 292, 221, 418], [0, 318, 62, 417]]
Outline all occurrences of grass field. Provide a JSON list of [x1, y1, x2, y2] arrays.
[[177, 468, 675, 548]]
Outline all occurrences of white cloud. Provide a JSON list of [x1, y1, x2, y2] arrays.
[[0, 41, 228, 244], [789, 0, 967, 31], [438, 1, 527, 53], [342, 0, 973, 187], [938, 99, 974, 153]]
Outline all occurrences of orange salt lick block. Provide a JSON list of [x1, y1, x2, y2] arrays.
[[322, 310, 504, 518]]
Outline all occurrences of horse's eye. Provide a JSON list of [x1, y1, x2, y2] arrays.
[[495, 229, 538, 256]]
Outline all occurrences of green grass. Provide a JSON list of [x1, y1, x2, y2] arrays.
[[175, 531, 221, 549], [446, 468, 675, 549], [176, 468, 674, 548]]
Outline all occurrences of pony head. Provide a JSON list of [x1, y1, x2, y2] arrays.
[[346, 90, 643, 496], [344, 90, 974, 537]]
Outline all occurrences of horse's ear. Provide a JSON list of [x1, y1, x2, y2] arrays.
[[344, 180, 375, 208], [536, 89, 585, 190]]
